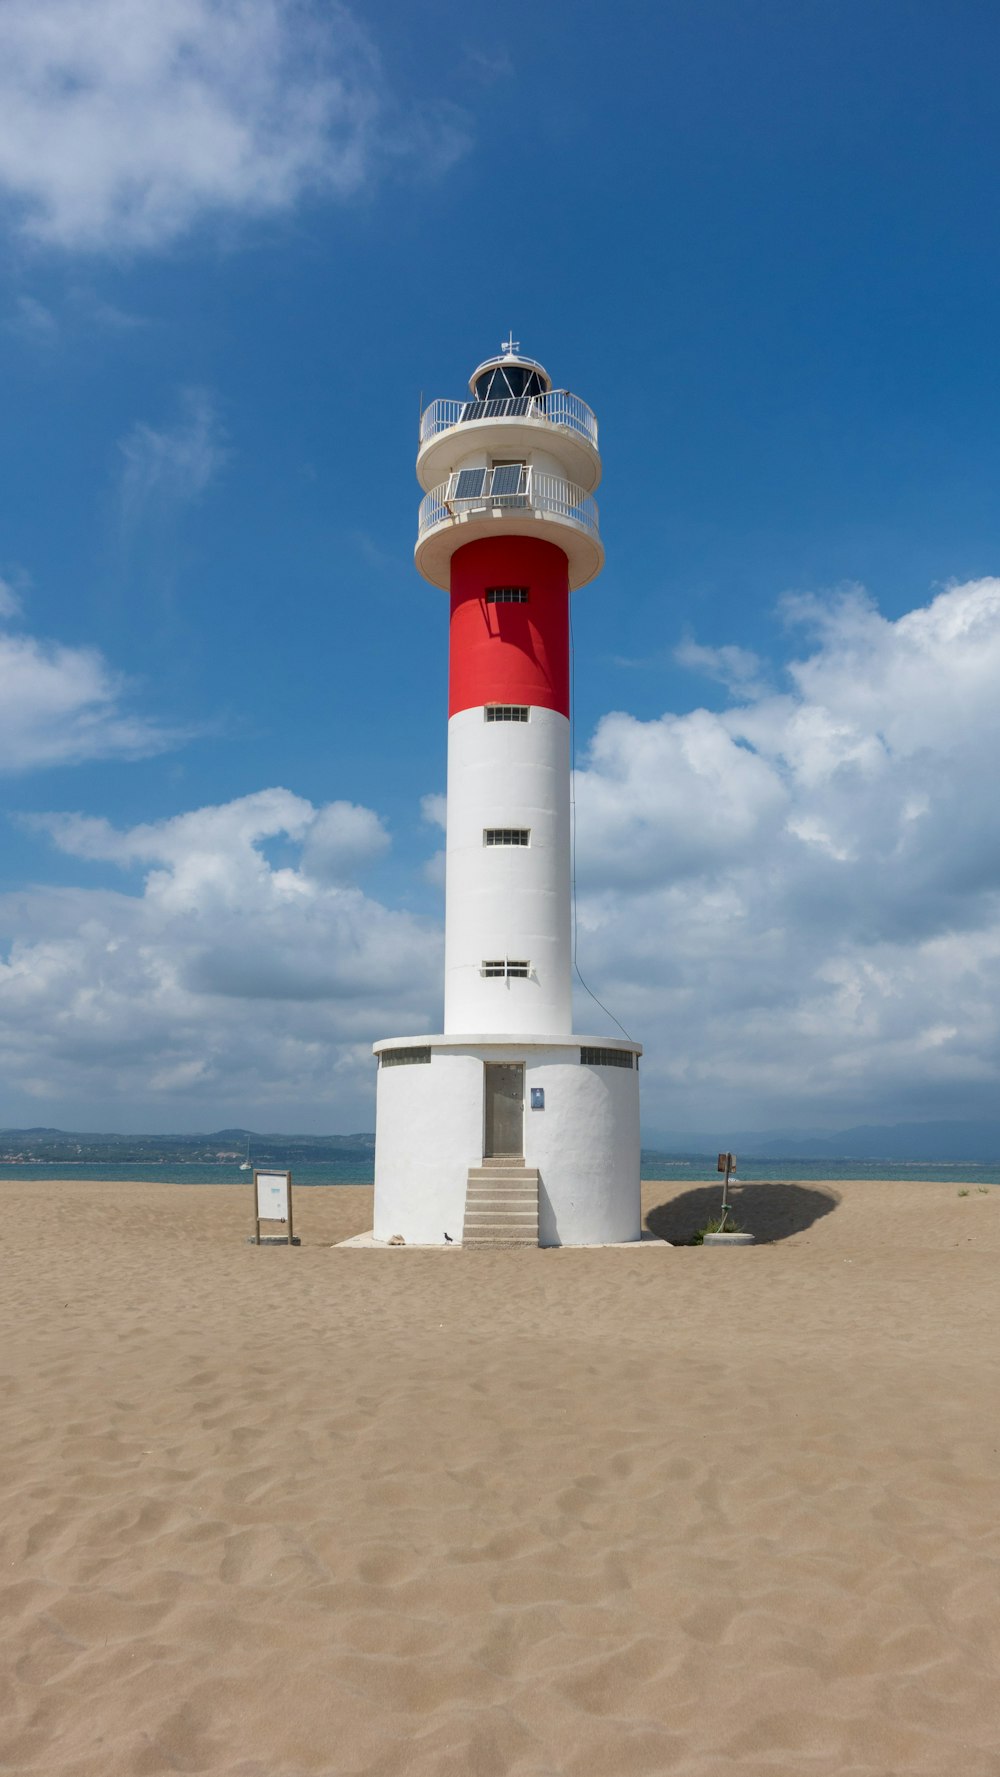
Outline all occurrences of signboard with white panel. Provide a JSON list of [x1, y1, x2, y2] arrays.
[[252, 1170, 295, 1245]]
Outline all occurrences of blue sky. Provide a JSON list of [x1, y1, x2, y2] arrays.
[[2, 0, 1000, 1136]]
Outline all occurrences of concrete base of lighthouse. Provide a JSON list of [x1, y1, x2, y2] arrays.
[[372, 1034, 641, 1247]]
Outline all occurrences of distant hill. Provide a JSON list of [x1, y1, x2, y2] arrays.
[[5, 1119, 999, 1169], [0, 1128, 376, 1165]]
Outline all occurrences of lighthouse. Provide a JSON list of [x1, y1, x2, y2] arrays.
[[373, 341, 642, 1246]]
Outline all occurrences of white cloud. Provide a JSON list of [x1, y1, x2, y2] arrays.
[[675, 636, 767, 698], [2, 789, 440, 1122], [573, 577, 1000, 1131], [73, 291, 147, 330], [119, 387, 228, 528], [420, 792, 447, 831], [5, 577, 1000, 1133], [576, 705, 786, 887], [5, 293, 59, 342], [420, 792, 447, 887], [0, 620, 182, 773], [0, 576, 24, 620], [0, 0, 469, 253], [300, 800, 390, 883]]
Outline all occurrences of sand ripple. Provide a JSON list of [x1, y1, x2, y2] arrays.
[[2, 1178, 999, 1774]]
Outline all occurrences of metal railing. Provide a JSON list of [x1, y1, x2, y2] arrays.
[[418, 389, 598, 450], [417, 468, 599, 541]]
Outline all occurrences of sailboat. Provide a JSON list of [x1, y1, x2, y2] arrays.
[[239, 1137, 251, 1172]]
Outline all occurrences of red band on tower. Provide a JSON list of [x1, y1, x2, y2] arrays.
[[448, 535, 570, 718]]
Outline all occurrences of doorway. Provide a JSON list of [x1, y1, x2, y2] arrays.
[[484, 1063, 524, 1157]]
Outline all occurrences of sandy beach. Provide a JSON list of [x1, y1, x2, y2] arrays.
[[2, 1177, 999, 1776]]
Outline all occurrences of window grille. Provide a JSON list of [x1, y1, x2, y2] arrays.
[[580, 1047, 634, 1069], [481, 959, 530, 978], [484, 828, 529, 846], [486, 588, 528, 604], [485, 705, 529, 722], [380, 1046, 432, 1067]]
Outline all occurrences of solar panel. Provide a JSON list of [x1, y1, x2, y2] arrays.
[[489, 464, 523, 497], [453, 468, 486, 499], [461, 395, 535, 423]]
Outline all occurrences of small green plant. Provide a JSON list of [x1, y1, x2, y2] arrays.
[[978, 1186, 990, 1194], [691, 1212, 743, 1244], [958, 1188, 970, 1197]]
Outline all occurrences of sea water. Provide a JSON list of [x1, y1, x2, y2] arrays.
[[2, 1157, 999, 1187]]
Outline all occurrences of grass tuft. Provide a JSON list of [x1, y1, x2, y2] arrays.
[[691, 1213, 743, 1244]]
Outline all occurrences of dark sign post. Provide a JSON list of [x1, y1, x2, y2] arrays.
[[716, 1152, 736, 1230]]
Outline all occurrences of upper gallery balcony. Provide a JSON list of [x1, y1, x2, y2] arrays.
[[416, 388, 601, 497]]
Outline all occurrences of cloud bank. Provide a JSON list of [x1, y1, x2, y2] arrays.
[[0, 598, 182, 773], [0, 0, 468, 252], [574, 578, 1000, 1130], [3, 790, 439, 1121], [2, 577, 999, 1132]]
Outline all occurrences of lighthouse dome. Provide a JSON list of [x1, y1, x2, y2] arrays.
[[469, 339, 552, 401]]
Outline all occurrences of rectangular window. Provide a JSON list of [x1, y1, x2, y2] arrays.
[[481, 959, 530, 978], [485, 704, 529, 722], [484, 828, 529, 846], [486, 587, 528, 604], [580, 1047, 635, 1069], [380, 1046, 432, 1067]]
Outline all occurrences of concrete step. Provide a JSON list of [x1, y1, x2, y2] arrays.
[[463, 1237, 537, 1248], [468, 1165, 539, 1179], [467, 1190, 535, 1201], [468, 1179, 539, 1194], [465, 1179, 536, 1194], [464, 1230, 538, 1243], [465, 1215, 539, 1229], [470, 1159, 536, 1169], [465, 1204, 537, 1217], [462, 1157, 539, 1248], [466, 1193, 538, 1204], [464, 1219, 537, 1231], [468, 1215, 539, 1229]]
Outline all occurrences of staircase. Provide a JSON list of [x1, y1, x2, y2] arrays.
[[462, 1159, 539, 1247]]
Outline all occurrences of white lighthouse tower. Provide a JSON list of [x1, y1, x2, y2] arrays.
[[373, 341, 642, 1246]]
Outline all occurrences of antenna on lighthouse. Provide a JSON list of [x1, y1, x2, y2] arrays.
[[501, 331, 520, 356]]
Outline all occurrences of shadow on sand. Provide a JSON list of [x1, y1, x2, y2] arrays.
[[645, 1181, 840, 1246]]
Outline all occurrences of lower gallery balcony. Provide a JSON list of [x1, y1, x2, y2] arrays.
[[415, 467, 603, 590]]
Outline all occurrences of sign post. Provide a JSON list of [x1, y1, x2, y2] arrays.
[[716, 1152, 736, 1230], [252, 1169, 295, 1245]]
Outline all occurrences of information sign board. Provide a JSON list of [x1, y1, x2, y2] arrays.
[[252, 1169, 295, 1245]]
